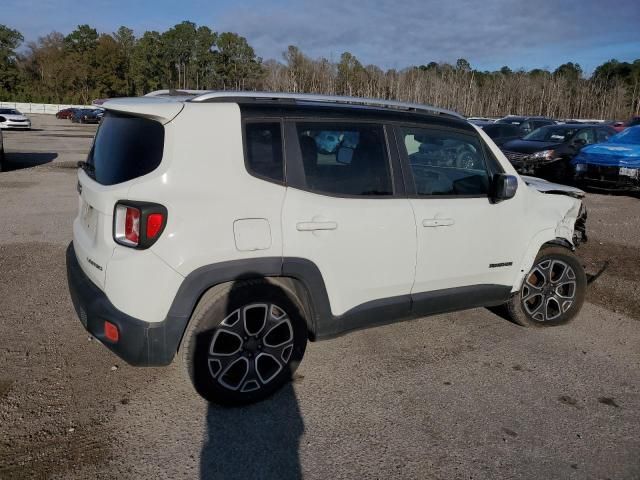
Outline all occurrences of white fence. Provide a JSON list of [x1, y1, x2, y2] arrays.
[[0, 102, 98, 115]]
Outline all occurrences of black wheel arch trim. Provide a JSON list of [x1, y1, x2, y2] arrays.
[[68, 242, 513, 366], [169, 257, 513, 343], [543, 238, 575, 251]]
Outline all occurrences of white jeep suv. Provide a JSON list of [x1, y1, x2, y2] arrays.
[[66, 91, 588, 405]]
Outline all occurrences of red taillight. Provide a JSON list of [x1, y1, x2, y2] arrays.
[[146, 213, 164, 239], [115, 204, 141, 247], [113, 202, 167, 249], [125, 207, 140, 244], [104, 321, 119, 343]]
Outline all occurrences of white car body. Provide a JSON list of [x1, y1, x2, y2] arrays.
[[66, 92, 586, 367], [0, 110, 31, 130]]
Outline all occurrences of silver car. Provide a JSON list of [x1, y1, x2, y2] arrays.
[[0, 108, 31, 130], [0, 128, 5, 171]]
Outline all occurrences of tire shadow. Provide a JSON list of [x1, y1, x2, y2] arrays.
[[1, 152, 58, 171], [200, 385, 304, 480], [198, 276, 306, 480]]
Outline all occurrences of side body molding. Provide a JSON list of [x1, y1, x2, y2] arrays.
[[168, 257, 513, 350]]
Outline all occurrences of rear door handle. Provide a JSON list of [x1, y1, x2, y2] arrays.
[[296, 221, 338, 232], [422, 218, 455, 227]]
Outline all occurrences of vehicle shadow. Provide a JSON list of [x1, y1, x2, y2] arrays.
[[198, 276, 306, 480], [200, 384, 304, 480], [1, 152, 58, 171]]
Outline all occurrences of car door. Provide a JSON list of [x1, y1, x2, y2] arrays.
[[393, 123, 528, 305], [281, 119, 416, 318]]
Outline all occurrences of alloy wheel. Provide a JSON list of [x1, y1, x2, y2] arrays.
[[521, 259, 577, 322], [207, 303, 295, 393]]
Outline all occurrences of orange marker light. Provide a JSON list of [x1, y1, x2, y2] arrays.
[[104, 321, 119, 343]]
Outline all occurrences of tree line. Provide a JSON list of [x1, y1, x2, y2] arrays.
[[1, 22, 639, 119]]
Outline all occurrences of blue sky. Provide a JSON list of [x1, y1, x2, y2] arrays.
[[5, 0, 640, 74]]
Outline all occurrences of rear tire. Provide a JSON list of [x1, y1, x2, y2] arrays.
[[180, 279, 308, 406], [501, 246, 586, 327]]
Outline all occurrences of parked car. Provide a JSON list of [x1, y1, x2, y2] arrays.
[[625, 117, 640, 128], [71, 109, 101, 124], [501, 123, 617, 180], [0, 108, 31, 130], [573, 125, 640, 191], [0, 128, 4, 171], [604, 121, 627, 133], [67, 91, 588, 406], [467, 116, 495, 123], [474, 122, 523, 147], [496, 116, 556, 135], [56, 108, 78, 119]]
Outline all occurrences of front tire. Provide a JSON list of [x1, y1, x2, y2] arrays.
[[502, 246, 586, 327], [181, 280, 308, 405]]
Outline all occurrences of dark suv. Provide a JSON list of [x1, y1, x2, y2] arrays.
[[497, 116, 556, 135], [475, 122, 523, 147], [501, 124, 617, 180]]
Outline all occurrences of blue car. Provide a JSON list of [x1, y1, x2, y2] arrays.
[[572, 126, 640, 191]]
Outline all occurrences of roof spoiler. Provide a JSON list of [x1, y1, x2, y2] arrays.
[[101, 97, 184, 124]]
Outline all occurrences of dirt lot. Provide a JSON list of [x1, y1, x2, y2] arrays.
[[0, 115, 639, 480]]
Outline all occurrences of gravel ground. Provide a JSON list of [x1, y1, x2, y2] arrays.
[[0, 115, 639, 480]]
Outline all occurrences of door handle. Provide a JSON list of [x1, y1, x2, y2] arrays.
[[296, 221, 338, 232], [422, 218, 455, 227]]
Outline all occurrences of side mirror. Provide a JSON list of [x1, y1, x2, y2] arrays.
[[336, 146, 354, 164], [0, 116, 5, 122], [492, 173, 518, 202]]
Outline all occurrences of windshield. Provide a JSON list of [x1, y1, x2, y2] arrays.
[[87, 112, 164, 185], [0, 109, 20, 115], [523, 126, 578, 142], [608, 126, 640, 145]]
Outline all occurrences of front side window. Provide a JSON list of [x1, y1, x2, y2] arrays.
[[295, 123, 392, 196], [400, 127, 490, 196], [574, 128, 596, 144], [520, 121, 533, 134], [245, 122, 284, 183]]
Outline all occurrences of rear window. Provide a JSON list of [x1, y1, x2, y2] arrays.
[[87, 113, 164, 185]]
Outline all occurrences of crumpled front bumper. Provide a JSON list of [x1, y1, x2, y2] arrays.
[[573, 203, 588, 246]]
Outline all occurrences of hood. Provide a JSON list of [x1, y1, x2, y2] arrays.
[[502, 139, 561, 154], [521, 175, 585, 198], [0, 114, 29, 121], [573, 142, 640, 167]]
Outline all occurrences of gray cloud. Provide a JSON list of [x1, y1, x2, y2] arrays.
[[217, 0, 640, 70]]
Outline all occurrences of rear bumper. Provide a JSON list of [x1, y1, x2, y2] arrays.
[[66, 242, 184, 366]]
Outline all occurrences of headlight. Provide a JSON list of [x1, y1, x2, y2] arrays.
[[531, 149, 555, 159], [575, 163, 587, 173]]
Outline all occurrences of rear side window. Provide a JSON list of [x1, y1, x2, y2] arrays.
[[88, 113, 164, 185], [295, 123, 392, 196], [400, 127, 490, 196], [245, 122, 284, 183]]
